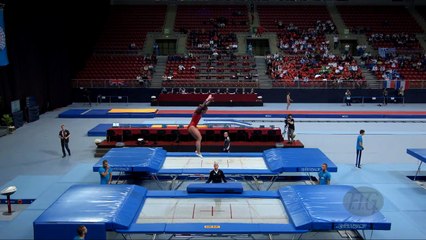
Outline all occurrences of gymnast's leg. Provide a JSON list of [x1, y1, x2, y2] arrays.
[[188, 126, 203, 156]]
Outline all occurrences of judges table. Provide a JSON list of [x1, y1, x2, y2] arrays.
[[106, 126, 283, 143], [155, 93, 263, 106]]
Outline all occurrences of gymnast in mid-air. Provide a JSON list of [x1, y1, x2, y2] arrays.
[[188, 94, 214, 157]]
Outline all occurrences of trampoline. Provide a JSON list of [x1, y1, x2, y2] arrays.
[[33, 184, 391, 240], [407, 148, 426, 180], [92, 147, 338, 190]]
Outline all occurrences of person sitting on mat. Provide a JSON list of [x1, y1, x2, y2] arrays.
[[188, 94, 214, 158], [318, 163, 331, 185], [206, 162, 227, 183], [74, 225, 88, 240]]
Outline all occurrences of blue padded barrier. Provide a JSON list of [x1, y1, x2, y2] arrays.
[[57, 109, 89, 118], [187, 183, 243, 194], [118, 222, 307, 234], [280, 185, 391, 231], [93, 147, 167, 172], [34, 185, 147, 233], [278, 186, 312, 230], [146, 190, 279, 199], [407, 148, 426, 163], [263, 148, 338, 172]]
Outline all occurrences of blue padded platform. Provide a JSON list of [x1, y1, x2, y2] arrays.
[[93, 147, 167, 172], [187, 183, 243, 193], [264, 148, 338, 172], [58, 109, 155, 118], [407, 148, 426, 163], [279, 185, 391, 231], [34, 185, 146, 230], [88, 124, 150, 136]]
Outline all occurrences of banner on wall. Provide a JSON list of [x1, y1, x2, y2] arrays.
[[0, 8, 9, 66], [384, 80, 406, 89]]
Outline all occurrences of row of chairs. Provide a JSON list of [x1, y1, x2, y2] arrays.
[[107, 129, 283, 143]]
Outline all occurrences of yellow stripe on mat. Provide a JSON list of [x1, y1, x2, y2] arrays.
[[108, 109, 158, 113]]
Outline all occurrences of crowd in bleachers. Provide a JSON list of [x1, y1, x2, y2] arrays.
[[367, 33, 421, 52], [188, 30, 238, 51], [277, 20, 335, 55], [162, 52, 258, 88], [72, 4, 426, 90], [362, 53, 426, 84], [267, 53, 365, 88], [75, 55, 157, 88]]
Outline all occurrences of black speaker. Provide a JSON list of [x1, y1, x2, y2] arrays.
[[27, 106, 39, 122], [26, 96, 37, 108], [12, 111, 24, 128]]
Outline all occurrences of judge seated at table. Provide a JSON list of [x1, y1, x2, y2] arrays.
[[206, 162, 227, 183]]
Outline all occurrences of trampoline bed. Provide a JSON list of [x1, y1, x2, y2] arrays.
[[33, 184, 391, 240]]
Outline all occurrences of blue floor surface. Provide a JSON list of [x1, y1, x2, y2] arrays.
[[1, 103, 426, 239]]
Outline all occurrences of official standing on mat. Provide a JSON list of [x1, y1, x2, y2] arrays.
[[286, 114, 296, 143], [206, 162, 227, 183], [59, 124, 71, 158], [223, 132, 231, 152], [188, 94, 214, 158], [355, 130, 365, 168], [99, 159, 112, 184], [318, 163, 331, 185]]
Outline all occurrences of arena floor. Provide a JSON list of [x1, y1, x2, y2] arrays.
[[0, 102, 425, 239]]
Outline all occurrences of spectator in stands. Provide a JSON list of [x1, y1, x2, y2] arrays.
[[355, 130, 365, 168], [247, 42, 253, 56], [223, 132, 231, 153], [59, 124, 71, 158], [206, 162, 227, 183], [318, 163, 331, 185], [99, 160, 112, 184], [333, 35, 339, 49], [153, 42, 159, 55], [345, 89, 352, 106], [188, 94, 214, 158], [344, 44, 350, 55], [286, 92, 293, 110], [74, 225, 87, 240], [128, 42, 136, 50]]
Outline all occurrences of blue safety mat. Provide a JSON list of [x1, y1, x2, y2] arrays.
[[93, 147, 167, 172], [58, 109, 156, 118], [280, 185, 391, 231], [59, 109, 426, 119], [88, 124, 151, 136], [187, 183, 244, 193], [34, 185, 147, 229], [407, 148, 426, 163], [263, 148, 338, 172]]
